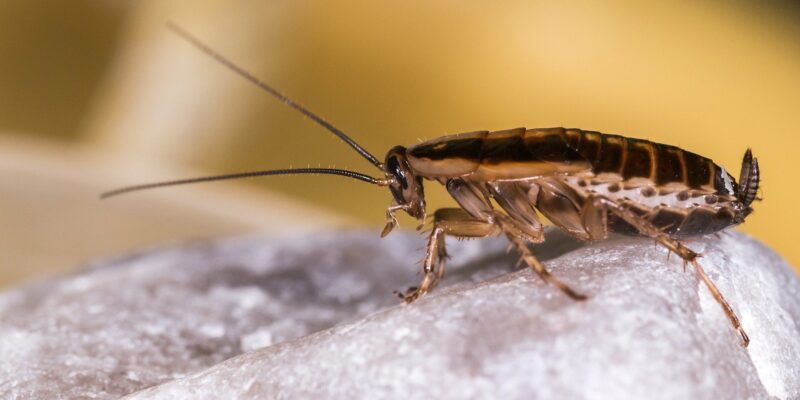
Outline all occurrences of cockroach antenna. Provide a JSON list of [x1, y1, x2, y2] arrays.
[[101, 23, 390, 199], [165, 21, 383, 169], [101, 168, 388, 199]]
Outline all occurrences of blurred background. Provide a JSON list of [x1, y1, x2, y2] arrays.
[[0, 1, 798, 287]]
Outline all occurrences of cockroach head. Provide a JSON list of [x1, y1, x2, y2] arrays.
[[384, 146, 426, 219]]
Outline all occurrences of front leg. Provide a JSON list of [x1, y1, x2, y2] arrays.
[[401, 208, 497, 303], [381, 204, 409, 238]]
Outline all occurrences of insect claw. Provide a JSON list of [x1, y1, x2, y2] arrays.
[[395, 286, 421, 303]]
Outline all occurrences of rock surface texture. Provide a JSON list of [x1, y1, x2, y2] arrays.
[[0, 230, 798, 399]]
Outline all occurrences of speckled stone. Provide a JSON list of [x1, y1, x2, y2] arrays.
[[1, 230, 798, 400]]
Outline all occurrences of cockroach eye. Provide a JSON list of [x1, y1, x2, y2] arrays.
[[387, 156, 408, 189]]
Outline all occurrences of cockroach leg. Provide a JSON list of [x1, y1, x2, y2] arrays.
[[381, 204, 410, 238], [402, 226, 445, 303], [493, 212, 588, 301], [401, 208, 495, 303], [691, 257, 749, 346], [434, 231, 448, 282], [403, 208, 588, 303], [588, 195, 750, 347]]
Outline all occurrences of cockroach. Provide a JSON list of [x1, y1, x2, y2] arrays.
[[103, 23, 760, 347]]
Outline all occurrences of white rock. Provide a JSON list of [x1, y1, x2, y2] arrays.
[[0, 230, 798, 400]]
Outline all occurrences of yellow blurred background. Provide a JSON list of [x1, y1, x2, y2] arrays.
[[1, 1, 798, 287]]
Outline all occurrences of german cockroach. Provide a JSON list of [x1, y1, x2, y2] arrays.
[[103, 23, 760, 347]]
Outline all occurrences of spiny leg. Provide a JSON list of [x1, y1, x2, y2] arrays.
[[492, 212, 588, 301], [401, 208, 496, 303], [401, 206, 586, 303], [587, 196, 749, 347], [398, 226, 444, 303]]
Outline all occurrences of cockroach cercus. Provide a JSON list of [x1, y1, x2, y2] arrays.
[[104, 23, 761, 347]]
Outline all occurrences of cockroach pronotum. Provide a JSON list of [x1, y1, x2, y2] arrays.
[[103, 23, 760, 347]]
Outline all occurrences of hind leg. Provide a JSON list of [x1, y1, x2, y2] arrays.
[[586, 195, 749, 347]]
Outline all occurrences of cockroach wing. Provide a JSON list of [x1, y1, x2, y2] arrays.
[[407, 128, 591, 181]]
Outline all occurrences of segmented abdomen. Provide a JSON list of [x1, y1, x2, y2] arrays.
[[560, 128, 736, 196]]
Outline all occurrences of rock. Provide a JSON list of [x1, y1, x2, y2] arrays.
[[0, 230, 798, 399]]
